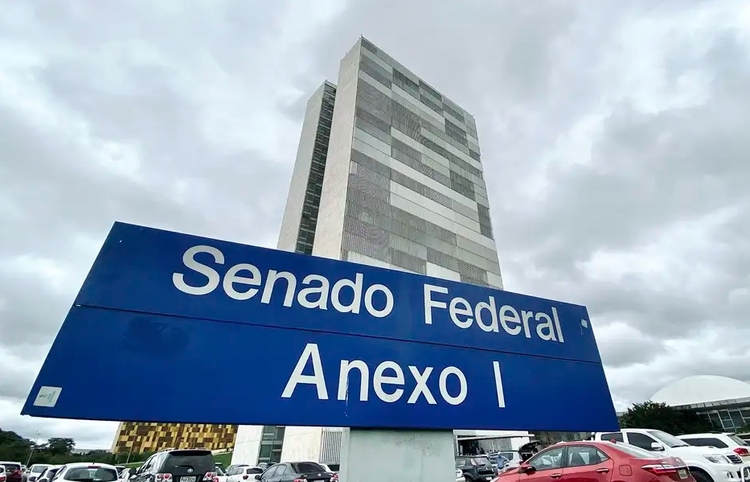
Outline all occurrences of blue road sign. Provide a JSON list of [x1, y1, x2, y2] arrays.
[[22, 222, 619, 431]]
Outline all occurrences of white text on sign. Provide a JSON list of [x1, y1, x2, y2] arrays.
[[172, 245, 566, 343], [280, 343, 506, 408]]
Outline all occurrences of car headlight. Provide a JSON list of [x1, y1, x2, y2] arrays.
[[703, 454, 729, 464]]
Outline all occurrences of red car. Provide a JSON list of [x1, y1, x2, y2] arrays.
[[496, 441, 695, 482], [0, 464, 22, 482]]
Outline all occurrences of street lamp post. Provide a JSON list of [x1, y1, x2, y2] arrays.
[[25, 431, 41, 466]]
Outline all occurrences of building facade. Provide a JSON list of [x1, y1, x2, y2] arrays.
[[233, 36, 519, 468], [111, 422, 237, 454], [651, 375, 750, 432]]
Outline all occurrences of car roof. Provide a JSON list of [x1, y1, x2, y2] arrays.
[[62, 463, 118, 469], [162, 449, 212, 455], [542, 441, 614, 448], [595, 428, 657, 433], [679, 433, 731, 438]]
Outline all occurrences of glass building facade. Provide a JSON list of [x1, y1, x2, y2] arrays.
[[295, 82, 336, 255], [675, 398, 750, 432]]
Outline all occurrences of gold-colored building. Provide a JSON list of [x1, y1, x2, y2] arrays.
[[111, 422, 238, 454]]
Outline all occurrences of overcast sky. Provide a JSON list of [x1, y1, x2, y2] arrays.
[[2, 0, 750, 449]]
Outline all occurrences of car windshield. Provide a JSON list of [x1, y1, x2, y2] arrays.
[[648, 430, 690, 448], [471, 457, 491, 466], [32, 467, 49, 474], [728, 435, 750, 446], [3, 465, 21, 472], [64, 468, 118, 482], [291, 463, 325, 474]]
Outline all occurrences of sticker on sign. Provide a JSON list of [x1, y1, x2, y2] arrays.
[[32, 386, 62, 408]]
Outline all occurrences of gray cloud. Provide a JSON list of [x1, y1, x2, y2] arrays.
[[2, 0, 750, 446], [308, 0, 750, 385]]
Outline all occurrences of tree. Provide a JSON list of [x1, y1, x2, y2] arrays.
[[0, 429, 34, 462], [47, 438, 75, 456], [0, 428, 152, 466], [620, 401, 712, 435]]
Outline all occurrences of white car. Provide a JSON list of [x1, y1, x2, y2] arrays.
[[26, 465, 50, 482], [592, 429, 750, 482], [37, 465, 62, 482], [116, 468, 134, 482], [679, 433, 750, 461], [212, 467, 227, 482], [225, 466, 263, 482], [53, 463, 119, 482]]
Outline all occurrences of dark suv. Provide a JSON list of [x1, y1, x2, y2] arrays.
[[455, 456, 497, 482], [132, 449, 216, 482]]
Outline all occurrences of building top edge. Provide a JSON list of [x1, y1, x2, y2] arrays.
[[357, 35, 478, 121]]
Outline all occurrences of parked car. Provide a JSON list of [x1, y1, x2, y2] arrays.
[[52, 463, 119, 482], [0, 466, 7, 482], [0, 463, 23, 482], [591, 428, 750, 482], [24, 465, 49, 482], [296, 463, 336, 479], [495, 440, 694, 482], [226, 466, 262, 482], [496, 451, 523, 469], [517, 441, 547, 462], [255, 462, 337, 482], [36, 465, 61, 482], [213, 466, 227, 482], [456, 455, 497, 482], [455, 468, 464, 482], [679, 433, 750, 460], [223, 466, 248, 477], [117, 468, 134, 481], [131, 449, 216, 482]]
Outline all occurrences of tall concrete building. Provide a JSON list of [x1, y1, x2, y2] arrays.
[[232, 36, 520, 468]]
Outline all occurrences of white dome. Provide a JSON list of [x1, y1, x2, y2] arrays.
[[652, 375, 750, 406]]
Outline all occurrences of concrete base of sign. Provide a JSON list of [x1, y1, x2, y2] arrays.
[[338, 428, 455, 482]]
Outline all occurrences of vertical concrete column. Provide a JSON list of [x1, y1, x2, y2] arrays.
[[338, 429, 455, 482]]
